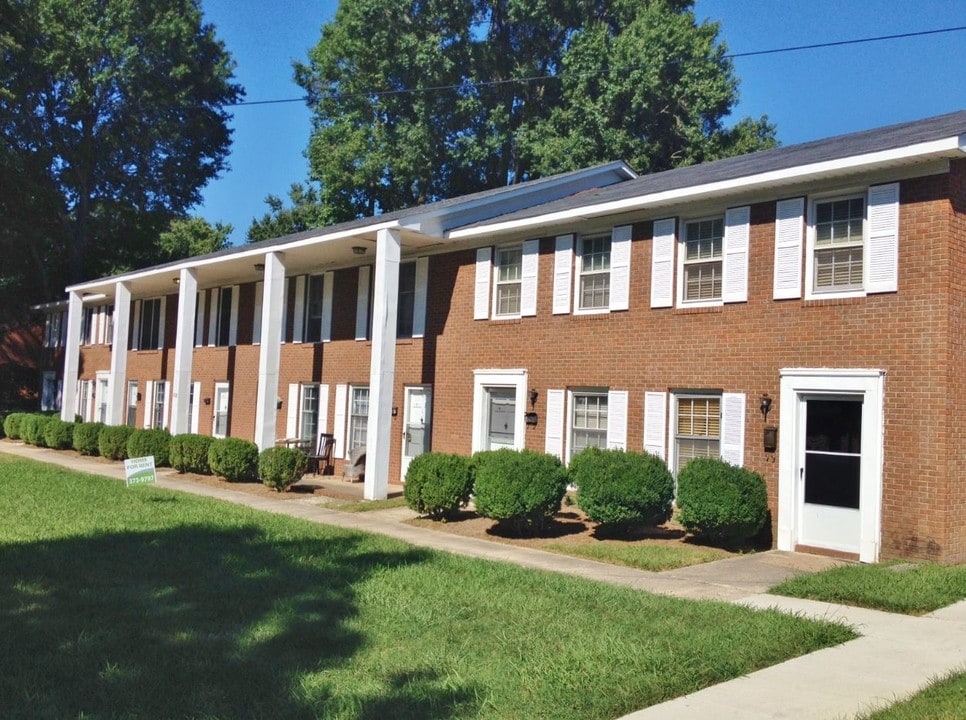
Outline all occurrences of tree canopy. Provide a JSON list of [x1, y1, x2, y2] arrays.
[[0, 0, 242, 314], [158, 216, 233, 262], [292, 0, 776, 225], [247, 183, 331, 243]]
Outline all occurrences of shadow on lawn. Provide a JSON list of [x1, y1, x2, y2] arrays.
[[0, 525, 475, 719]]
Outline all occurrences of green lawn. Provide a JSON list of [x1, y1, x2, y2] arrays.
[[0, 455, 853, 720], [771, 561, 966, 615], [858, 670, 966, 719], [542, 540, 729, 572]]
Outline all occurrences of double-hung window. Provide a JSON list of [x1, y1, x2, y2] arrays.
[[348, 386, 369, 451], [577, 234, 611, 311], [397, 262, 417, 337], [215, 287, 233, 346], [813, 196, 864, 293], [127, 381, 138, 426], [494, 245, 523, 317], [571, 391, 608, 457], [304, 275, 325, 343], [682, 218, 724, 303], [138, 298, 162, 349], [674, 395, 721, 471], [153, 380, 167, 430], [300, 384, 319, 443]]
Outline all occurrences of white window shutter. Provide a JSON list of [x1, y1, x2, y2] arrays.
[[286, 384, 299, 438], [157, 297, 166, 349], [195, 290, 206, 346], [553, 234, 574, 314], [544, 389, 565, 460], [207, 290, 218, 347], [606, 390, 628, 451], [252, 282, 263, 345], [281, 278, 289, 343], [413, 257, 429, 337], [190, 381, 201, 434], [355, 266, 370, 340], [773, 198, 804, 300], [474, 248, 492, 320], [293, 275, 306, 343], [720, 392, 746, 467], [520, 240, 539, 317], [609, 225, 632, 311], [333, 384, 348, 459], [319, 384, 330, 434], [643, 391, 667, 460], [321, 271, 334, 342], [228, 285, 239, 346], [162, 381, 171, 430], [143, 381, 153, 427], [650, 218, 676, 308], [723, 206, 750, 304], [867, 182, 900, 294]]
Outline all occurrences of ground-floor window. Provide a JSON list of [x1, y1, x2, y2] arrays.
[[348, 386, 369, 451], [570, 390, 608, 457], [674, 394, 721, 472], [127, 381, 138, 426], [153, 380, 167, 429], [301, 383, 319, 443]]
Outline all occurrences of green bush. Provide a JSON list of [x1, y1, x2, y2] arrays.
[[258, 446, 308, 492], [571, 447, 674, 532], [472, 449, 568, 535], [404, 452, 474, 520], [208, 437, 259, 482], [3, 412, 27, 439], [170, 434, 215, 474], [21, 414, 53, 446], [73, 422, 105, 456], [99, 425, 135, 460], [676, 457, 769, 545], [43, 418, 76, 450], [126, 428, 172, 467]]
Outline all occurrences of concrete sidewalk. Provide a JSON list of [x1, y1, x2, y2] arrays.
[[3, 441, 965, 719]]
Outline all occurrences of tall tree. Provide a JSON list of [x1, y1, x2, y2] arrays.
[[0, 0, 243, 314], [158, 216, 233, 262], [247, 183, 331, 243], [295, 0, 776, 224]]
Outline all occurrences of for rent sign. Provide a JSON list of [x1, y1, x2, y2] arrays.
[[124, 456, 156, 486]]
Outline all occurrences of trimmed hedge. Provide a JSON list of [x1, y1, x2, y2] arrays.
[[472, 449, 568, 535], [676, 457, 769, 545], [73, 422, 105, 456], [3, 412, 27, 440], [20, 414, 51, 446], [571, 447, 674, 532], [208, 437, 259, 482], [44, 418, 76, 450], [259, 446, 308, 492], [404, 452, 474, 520], [170, 434, 215, 474], [126, 428, 172, 467], [99, 425, 135, 461]]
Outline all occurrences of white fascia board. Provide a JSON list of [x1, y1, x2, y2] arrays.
[[65, 220, 403, 295], [448, 135, 966, 240]]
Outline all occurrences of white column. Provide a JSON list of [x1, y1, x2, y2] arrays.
[[365, 228, 401, 500], [254, 252, 286, 450], [106, 281, 131, 425], [170, 268, 198, 435], [60, 291, 83, 421]]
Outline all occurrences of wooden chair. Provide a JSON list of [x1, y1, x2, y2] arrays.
[[342, 445, 366, 483], [308, 433, 335, 475]]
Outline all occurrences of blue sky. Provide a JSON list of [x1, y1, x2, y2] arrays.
[[197, 0, 966, 245]]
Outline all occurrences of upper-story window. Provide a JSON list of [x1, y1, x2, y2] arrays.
[[215, 287, 233, 346], [397, 262, 417, 337], [138, 298, 162, 350], [493, 245, 522, 317], [43, 310, 66, 349], [304, 275, 325, 343], [813, 196, 864, 293], [682, 218, 724, 303], [577, 234, 611, 311]]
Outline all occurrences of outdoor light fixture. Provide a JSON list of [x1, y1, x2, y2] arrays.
[[759, 394, 772, 421], [204, 397, 211, 406], [173, 277, 180, 284], [254, 262, 265, 272], [352, 246, 366, 255], [276, 397, 283, 410], [529, 388, 538, 408]]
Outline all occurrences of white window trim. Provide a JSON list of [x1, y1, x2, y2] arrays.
[[491, 243, 524, 319], [677, 215, 725, 309], [299, 382, 321, 443], [573, 233, 612, 316], [804, 188, 868, 301], [348, 384, 370, 453], [670, 392, 722, 475], [471, 369, 528, 453], [565, 387, 608, 463]]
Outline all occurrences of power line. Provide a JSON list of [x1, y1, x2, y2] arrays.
[[226, 24, 966, 108]]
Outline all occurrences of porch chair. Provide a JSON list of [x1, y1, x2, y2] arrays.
[[308, 433, 335, 475], [342, 445, 366, 483]]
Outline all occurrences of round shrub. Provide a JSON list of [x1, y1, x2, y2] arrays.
[[170, 434, 215, 474], [3, 412, 27, 439], [404, 452, 474, 520], [20, 414, 50, 446], [258, 446, 308, 492], [43, 418, 76, 450], [99, 425, 135, 461], [676, 457, 769, 545], [208, 437, 259, 482], [472, 449, 568, 535], [73, 422, 105, 455], [126, 427, 172, 467], [571, 447, 674, 532]]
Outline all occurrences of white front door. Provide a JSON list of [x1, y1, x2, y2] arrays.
[[401, 386, 432, 481], [485, 388, 517, 450], [213, 382, 230, 438]]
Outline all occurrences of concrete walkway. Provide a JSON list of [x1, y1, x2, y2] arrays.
[[3, 441, 964, 719]]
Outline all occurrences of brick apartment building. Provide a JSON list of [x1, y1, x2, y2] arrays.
[[51, 111, 966, 564]]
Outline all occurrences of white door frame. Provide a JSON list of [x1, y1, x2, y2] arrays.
[[471, 369, 528, 453], [400, 385, 432, 482], [777, 368, 885, 563]]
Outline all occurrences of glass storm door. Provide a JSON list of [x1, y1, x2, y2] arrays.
[[213, 383, 229, 438], [401, 386, 432, 481], [485, 388, 516, 450], [799, 396, 863, 553]]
